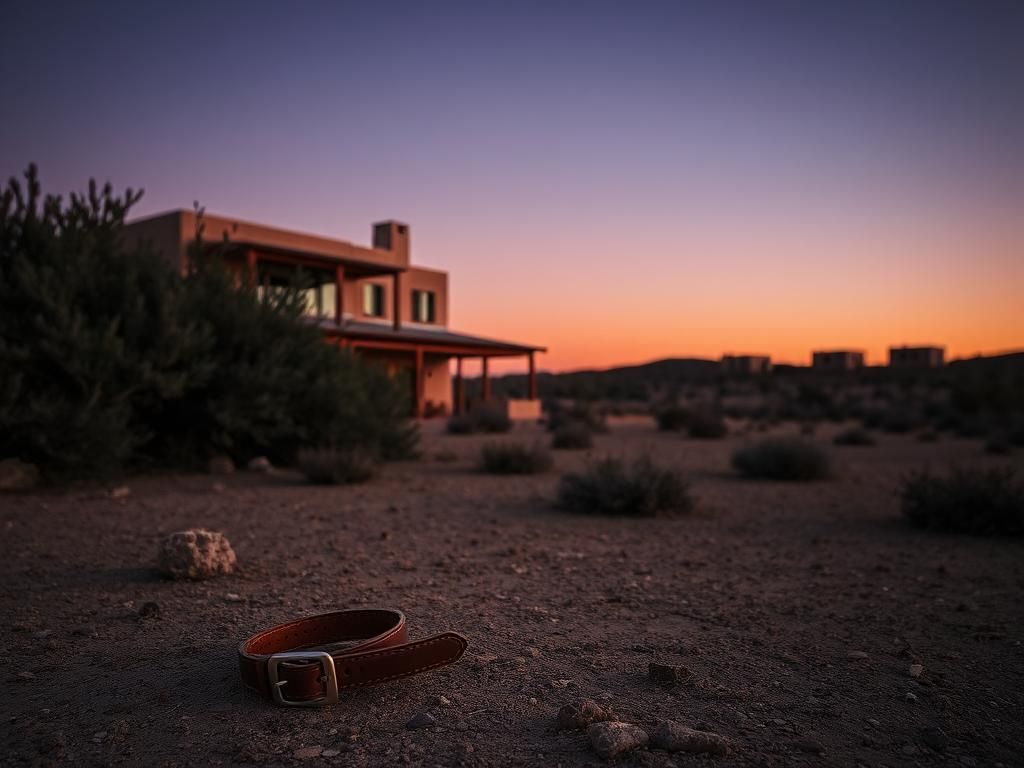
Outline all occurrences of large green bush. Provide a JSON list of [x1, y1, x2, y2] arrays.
[[0, 166, 416, 480]]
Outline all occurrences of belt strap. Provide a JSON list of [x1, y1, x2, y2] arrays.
[[238, 609, 467, 706]]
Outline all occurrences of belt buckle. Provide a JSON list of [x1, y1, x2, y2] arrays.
[[267, 651, 339, 707]]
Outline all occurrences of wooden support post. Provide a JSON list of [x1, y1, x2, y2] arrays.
[[335, 264, 345, 326], [528, 351, 537, 400], [414, 347, 424, 418], [245, 249, 258, 288], [393, 272, 402, 331], [481, 357, 491, 402], [454, 357, 464, 414]]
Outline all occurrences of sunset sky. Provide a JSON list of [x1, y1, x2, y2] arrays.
[[2, 1, 1021, 372]]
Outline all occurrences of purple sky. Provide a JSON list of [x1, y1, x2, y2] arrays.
[[2, 1, 1021, 369]]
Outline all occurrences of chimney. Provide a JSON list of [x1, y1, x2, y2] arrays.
[[373, 220, 410, 265]]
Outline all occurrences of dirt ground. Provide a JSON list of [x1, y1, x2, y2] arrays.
[[2, 419, 1023, 767]]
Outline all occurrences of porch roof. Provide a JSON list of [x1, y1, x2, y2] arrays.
[[318, 319, 546, 357]]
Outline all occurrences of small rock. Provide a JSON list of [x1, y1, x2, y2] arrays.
[[16, 671, 35, 681], [157, 529, 236, 580], [322, 749, 341, 757], [550, 679, 572, 689], [110, 485, 131, 499], [556, 699, 617, 730], [207, 455, 235, 475], [225, 593, 244, 603], [920, 726, 949, 752], [406, 712, 437, 730], [0, 458, 39, 491], [909, 663, 924, 678], [847, 651, 869, 660], [650, 721, 731, 756], [649, 662, 694, 685], [905, 692, 918, 703], [247, 456, 274, 474], [793, 738, 825, 754], [439, 695, 451, 706], [293, 745, 323, 759], [138, 602, 160, 620], [588, 721, 649, 760]]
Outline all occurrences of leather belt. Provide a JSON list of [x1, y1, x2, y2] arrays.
[[238, 609, 468, 706]]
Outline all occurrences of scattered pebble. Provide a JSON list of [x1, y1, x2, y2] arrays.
[[110, 486, 131, 499], [588, 721, 649, 759], [648, 662, 695, 685], [247, 456, 273, 474], [0, 458, 39, 491], [650, 721, 731, 756], [157, 529, 236, 580], [292, 745, 322, 759], [555, 699, 616, 730], [406, 712, 437, 730], [322, 748, 341, 757], [909, 663, 924, 678], [905, 692, 918, 703], [207, 455, 235, 475], [224, 593, 244, 603], [847, 651, 869, 660]]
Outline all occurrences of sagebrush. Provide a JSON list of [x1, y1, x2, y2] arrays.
[[900, 466, 1024, 536], [731, 438, 830, 480], [479, 442, 553, 474], [557, 455, 694, 517]]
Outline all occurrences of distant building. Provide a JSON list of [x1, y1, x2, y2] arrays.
[[889, 345, 944, 369], [722, 354, 772, 375], [811, 350, 865, 371]]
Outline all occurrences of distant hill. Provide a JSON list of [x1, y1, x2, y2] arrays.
[[468, 357, 720, 401], [466, 349, 1024, 403], [948, 350, 1024, 373]]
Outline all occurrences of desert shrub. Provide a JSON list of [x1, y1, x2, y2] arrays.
[[548, 401, 608, 433], [552, 421, 593, 450], [557, 455, 694, 517], [687, 408, 728, 439], [880, 405, 923, 434], [833, 427, 875, 446], [0, 166, 418, 480], [655, 405, 689, 432], [985, 434, 1013, 455], [900, 467, 1024, 535], [298, 447, 376, 484], [479, 442, 552, 474], [446, 404, 511, 435], [731, 438, 830, 480]]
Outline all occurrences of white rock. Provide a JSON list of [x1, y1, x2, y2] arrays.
[[157, 529, 236, 580]]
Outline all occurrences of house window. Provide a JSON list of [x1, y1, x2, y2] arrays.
[[363, 283, 385, 317], [412, 289, 436, 323]]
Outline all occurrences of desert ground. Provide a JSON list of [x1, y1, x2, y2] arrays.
[[2, 418, 1022, 767]]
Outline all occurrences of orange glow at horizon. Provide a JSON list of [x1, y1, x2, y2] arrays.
[[438, 198, 1023, 375]]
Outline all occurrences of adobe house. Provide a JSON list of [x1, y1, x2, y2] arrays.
[[721, 354, 772, 375], [123, 210, 544, 419], [888, 345, 944, 369], [811, 349, 865, 371]]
